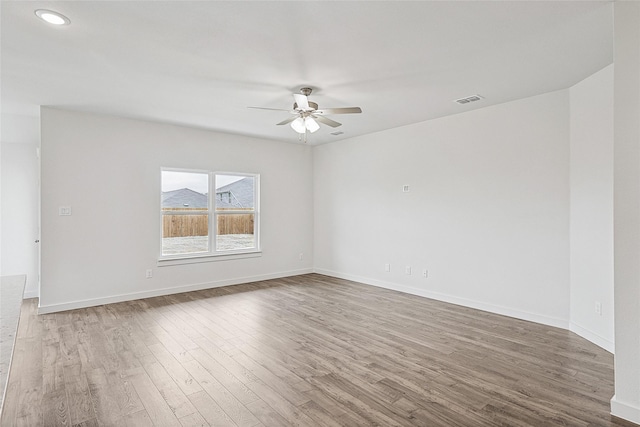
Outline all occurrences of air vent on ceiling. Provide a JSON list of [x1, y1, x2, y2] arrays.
[[454, 95, 483, 105], [330, 131, 345, 136]]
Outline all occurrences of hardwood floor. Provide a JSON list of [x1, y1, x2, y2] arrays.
[[0, 274, 634, 426]]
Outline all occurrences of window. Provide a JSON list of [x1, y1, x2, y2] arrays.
[[161, 169, 259, 261], [215, 174, 257, 251]]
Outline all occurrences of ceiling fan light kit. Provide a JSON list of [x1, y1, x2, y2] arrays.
[[249, 87, 362, 141], [291, 117, 320, 136], [305, 117, 320, 133], [290, 117, 305, 133]]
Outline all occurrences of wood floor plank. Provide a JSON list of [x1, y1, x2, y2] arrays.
[[42, 342, 65, 395], [297, 399, 345, 427], [306, 372, 407, 427], [142, 318, 195, 365], [85, 367, 124, 425], [147, 342, 203, 396], [238, 377, 318, 427], [122, 409, 155, 427], [225, 348, 309, 407], [1, 274, 631, 427], [178, 410, 211, 427], [146, 299, 201, 352], [62, 364, 95, 425], [165, 295, 232, 344], [103, 367, 144, 416], [301, 388, 372, 427], [188, 346, 260, 406], [141, 359, 198, 419], [244, 398, 292, 427], [41, 388, 70, 427], [126, 367, 181, 426], [187, 390, 237, 427], [182, 359, 260, 427]]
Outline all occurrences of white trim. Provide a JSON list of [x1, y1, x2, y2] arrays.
[[22, 289, 39, 299], [569, 322, 614, 354], [37, 268, 312, 314], [611, 395, 640, 424], [313, 268, 570, 330], [0, 275, 26, 417], [160, 166, 211, 175], [158, 250, 261, 266]]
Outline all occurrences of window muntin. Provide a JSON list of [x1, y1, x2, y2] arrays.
[[160, 169, 259, 259]]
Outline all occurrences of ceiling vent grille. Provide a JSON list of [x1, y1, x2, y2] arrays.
[[454, 95, 483, 105]]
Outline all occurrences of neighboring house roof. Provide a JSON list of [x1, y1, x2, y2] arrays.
[[216, 177, 254, 209], [162, 178, 254, 209], [162, 188, 208, 208]]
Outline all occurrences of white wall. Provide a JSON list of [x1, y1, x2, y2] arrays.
[[0, 113, 40, 298], [0, 144, 39, 297], [569, 64, 614, 352], [611, 2, 640, 424], [314, 90, 571, 328], [40, 108, 314, 312]]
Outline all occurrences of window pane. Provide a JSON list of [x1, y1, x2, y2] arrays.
[[216, 213, 255, 250], [162, 170, 209, 255], [162, 214, 209, 255], [215, 175, 254, 210], [162, 170, 209, 209]]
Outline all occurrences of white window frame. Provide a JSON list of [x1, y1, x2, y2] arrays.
[[158, 168, 261, 266]]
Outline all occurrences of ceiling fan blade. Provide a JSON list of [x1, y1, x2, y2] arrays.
[[293, 93, 310, 111], [312, 115, 342, 128], [249, 106, 293, 112], [315, 107, 362, 115], [276, 116, 298, 126]]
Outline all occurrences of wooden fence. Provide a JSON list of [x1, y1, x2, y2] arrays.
[[218, 214, 254, 235], [162, 211, 254, 238]]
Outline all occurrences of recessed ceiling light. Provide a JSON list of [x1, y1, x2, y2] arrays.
[[35, 9, 70, 26]]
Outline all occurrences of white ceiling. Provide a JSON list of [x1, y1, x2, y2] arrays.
[[1, 1, 613, 145]]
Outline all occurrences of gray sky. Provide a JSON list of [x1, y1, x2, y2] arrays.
[[161, 171, 244, 193]]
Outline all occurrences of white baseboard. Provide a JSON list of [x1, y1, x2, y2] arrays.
[[314, 268, 570, 330], [611, 395, 640, 425], [22, 289, 39, 299], [570, 322, 614, 353], [37, 268, 313, 314]]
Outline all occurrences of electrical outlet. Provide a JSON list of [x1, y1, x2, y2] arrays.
[[385, 263, 390, 272], [146, 269, 153, 279], [595, 301, 602, 315], [405, 266, 412, 275], [59, 206, 72, 216], [422, 269, 428, 278]]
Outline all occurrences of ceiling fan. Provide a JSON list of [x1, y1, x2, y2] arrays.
[[250, 87, 362, 140]]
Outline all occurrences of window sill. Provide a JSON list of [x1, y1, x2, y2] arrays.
[[158, 250, 262, 267]]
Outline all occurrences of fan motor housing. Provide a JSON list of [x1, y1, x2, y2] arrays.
[[294, 101, 318, 111]]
